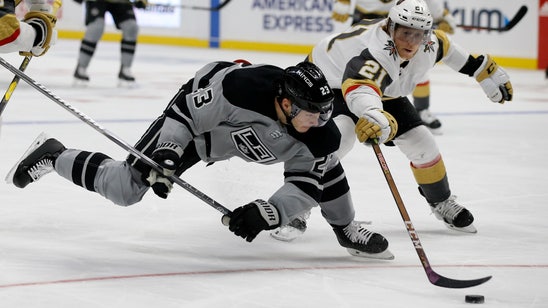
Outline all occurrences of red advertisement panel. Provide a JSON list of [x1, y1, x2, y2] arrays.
[[539, 0, 548, 68]]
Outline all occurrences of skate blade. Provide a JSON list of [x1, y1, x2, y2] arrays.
[[445, 223, 477, 234], [270, 227, 305, 242], [5, 132, 50, 185], [347, 248, 395, 260], [118, 79, 138, 89], [428, 127, 443, 135], [73, 78, 89, 88]]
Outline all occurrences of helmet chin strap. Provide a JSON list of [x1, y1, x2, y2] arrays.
[[276, 96, 296, 127]]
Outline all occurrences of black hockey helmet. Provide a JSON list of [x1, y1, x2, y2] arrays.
[[279, 61, 334, 126]]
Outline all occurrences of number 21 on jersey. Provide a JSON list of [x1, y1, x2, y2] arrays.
[[359, 60, 388, 88]]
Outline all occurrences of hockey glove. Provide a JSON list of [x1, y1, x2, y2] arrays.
[[21, 0, 58, 57], [331, 0, 351, 23], [473, 55, 513, 104], [228, 200, 280, 242], [134, 0, 148, 9], [144, 142, 183, 199], [355, 110, 398, 144], [435, 9, 456, 34]]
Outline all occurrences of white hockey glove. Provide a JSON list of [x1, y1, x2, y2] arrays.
[[228, 200, 280, 242], [435, 9, 456, 34], [20, 0, 59, 57], [331, 0, 351, 23], [355, 110, 398, 144], [473, 55, 513, 104], [144, 142, 183, 199]]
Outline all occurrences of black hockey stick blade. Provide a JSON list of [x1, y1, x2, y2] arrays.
[[502, 5, 528, 31], [428, 269, 492, 288], [458, 5, 528, 31]]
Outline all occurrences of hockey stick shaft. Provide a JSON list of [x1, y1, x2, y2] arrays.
[[0, 56, 32, 117], [0, 0, 63, 117], [0, 56, 232, 217], [86, 0, 231, 10], [154, 0, 232, 11], [371, 143, 491, 288], [457, 5, 528, 31]]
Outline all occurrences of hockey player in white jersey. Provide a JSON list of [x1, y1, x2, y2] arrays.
[[272, 0, 512, 241], [331, 0, 456, 134], [7, 60, 394, 259]]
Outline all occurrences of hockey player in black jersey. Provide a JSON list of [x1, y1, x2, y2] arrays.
[[7, 60, 394, 260]]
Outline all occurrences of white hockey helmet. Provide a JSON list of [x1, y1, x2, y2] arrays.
[[388, 0, 433, 39]]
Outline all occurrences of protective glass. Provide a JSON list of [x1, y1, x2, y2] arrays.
[[394, 26, 431, 45], [289, 102, 333, 127]]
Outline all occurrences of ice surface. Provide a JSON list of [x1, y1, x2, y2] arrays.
[[0, 40, 547, 307]]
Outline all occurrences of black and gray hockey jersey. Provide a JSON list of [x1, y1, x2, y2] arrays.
[[123, 61, 355, 226]]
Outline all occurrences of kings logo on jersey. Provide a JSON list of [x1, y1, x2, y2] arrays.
[[231, 127, 276, 163]]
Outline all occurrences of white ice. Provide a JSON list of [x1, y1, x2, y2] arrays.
[[0, 40, 547, 308]]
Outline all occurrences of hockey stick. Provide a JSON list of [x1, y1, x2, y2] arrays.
[[86, 0, 232, 11], [457, 5, 527, 32], [145, 0, 232, 11], [0, 56, 32, 116], [371, 143, 492, 288], [0, 0, 63, 117], [0, 56, 232, 218]]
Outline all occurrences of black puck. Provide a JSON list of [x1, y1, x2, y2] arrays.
[[465, 295, 485, 304]]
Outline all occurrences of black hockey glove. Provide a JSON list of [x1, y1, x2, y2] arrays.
[[144, 143, 183, 199], [228, 200, 280, 242]]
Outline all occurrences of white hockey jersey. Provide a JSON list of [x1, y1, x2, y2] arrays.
[[309, 18, 470, 113]]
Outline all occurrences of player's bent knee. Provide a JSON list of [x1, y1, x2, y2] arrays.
[[394, 126, 440, 165]]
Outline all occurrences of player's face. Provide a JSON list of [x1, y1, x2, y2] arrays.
[[393, 25, 426, 60], [291, 109, 321, 133]]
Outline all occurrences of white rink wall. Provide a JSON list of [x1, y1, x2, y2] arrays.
[[43, 0, 542, 68]]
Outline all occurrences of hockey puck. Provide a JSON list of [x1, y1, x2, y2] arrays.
[[465, 295, 485, 304]]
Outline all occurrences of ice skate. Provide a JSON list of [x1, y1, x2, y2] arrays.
[[270, 210, 310, 242], [73, 66, 90, 87], [5, 133, 65, 188], [418, 109, 442, 135], [332, 221, 394, 260], [430, 195, 477, 233], [118, 66, 137, 88]]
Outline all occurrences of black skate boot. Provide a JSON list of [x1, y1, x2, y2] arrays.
[[6, 133, 66, 188], [73, 66, 90, 86], [430, 195, 476, 233], [418, 109, 442, 135], [270, 210, 310, 242], [332, 221, 394, 260], [118, 66, 136, 87]]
